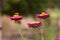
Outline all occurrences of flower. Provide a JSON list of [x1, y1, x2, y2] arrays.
[[10, 13, 23, 23], [0, 26, 2, 30], [27, 21, 42, 28], [56, 37, 60, 40], [36, 12, 50, 19], [10, 13, 23, 20]]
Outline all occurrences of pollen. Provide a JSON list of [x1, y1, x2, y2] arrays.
[[41, 12, 45, 16], [13, 13, 19, 18], [15, 13, 19, 15]]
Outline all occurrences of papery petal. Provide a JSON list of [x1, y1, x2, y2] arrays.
[[36, 13, 50, 19], [56, 37, 60, 40], [27, 22, 42, 28], [0, 26, 2, 30], [10, 16, 23, 20]]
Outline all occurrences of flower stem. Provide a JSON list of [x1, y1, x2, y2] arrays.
[[17, 23, 24, 40], [34, 28, 44, 40], [43, 19, 50, 40], [33, 28, 41, 40], [40, 29, 44, 40]]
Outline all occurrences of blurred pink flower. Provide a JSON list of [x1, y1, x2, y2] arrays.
[[56, 37, 60, 40], [10, 16, 23, 20], [36, 12, 50, 19], [27, 21, 42, 28], [0, 26, 2, 30], [10, 13, 23, 23]]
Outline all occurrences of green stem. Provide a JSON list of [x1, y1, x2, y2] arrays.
[[33, 28, 40, 40], [33, 27, 45, 40], [43, 19, 49, 40], [40, 29, 44, 40], [17, 23, 24, 40]]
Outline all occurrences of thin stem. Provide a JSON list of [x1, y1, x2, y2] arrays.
[[43, 18, 50, 40], [40, 29, 44, 40], [17, 23, 24, 40], [33, 28, 41, 40], [33, 27, 44, 40]]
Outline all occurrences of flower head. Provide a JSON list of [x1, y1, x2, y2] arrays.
[[0, 26, 2, 30], [10, 13, 23, 20], [56, 37, 60, 40], [36, 12, 50, 19], [27, 21, 42, 28], [10, 13, 23, 23]]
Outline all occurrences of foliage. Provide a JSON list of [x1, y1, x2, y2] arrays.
[[2, 0, 47, 16]]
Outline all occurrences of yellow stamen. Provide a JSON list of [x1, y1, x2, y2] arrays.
[[41, 12, 45, 16], [15, 13, 19, 15], [13, 13, 19, 18]]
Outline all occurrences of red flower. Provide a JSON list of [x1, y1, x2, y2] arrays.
[[10, 13, 23, 20], [56, 37, 60, 40], [10, 13, 23, 23], [0, 26, 2, 30], [36, 12, 50, 19], [27, 21, 42, 28]]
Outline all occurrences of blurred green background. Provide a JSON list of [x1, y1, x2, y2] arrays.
[[1, 0, 60, 40], [2, 0, 60, 16]]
